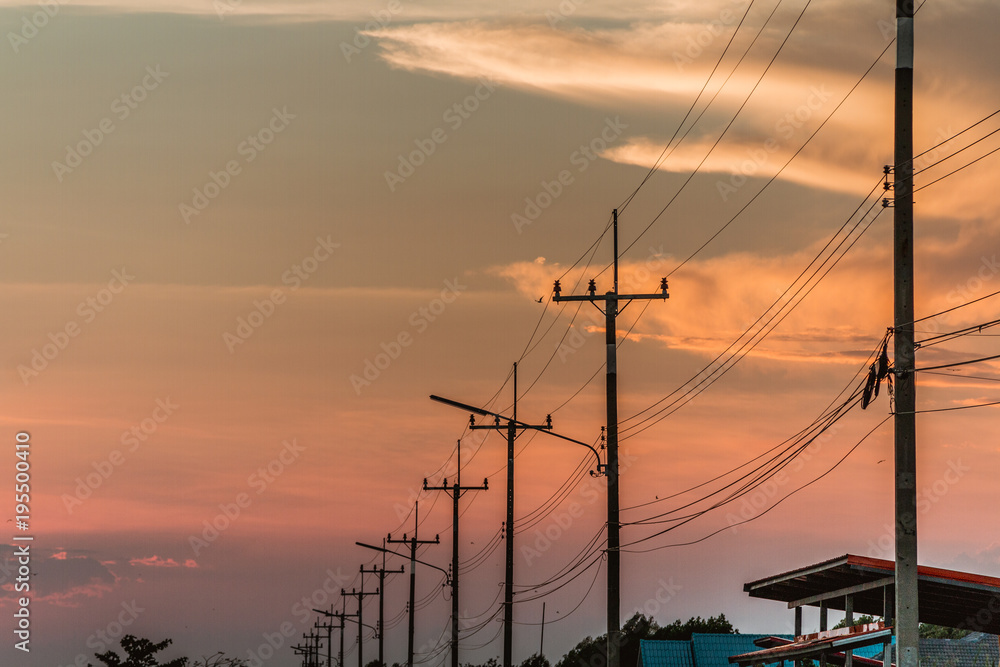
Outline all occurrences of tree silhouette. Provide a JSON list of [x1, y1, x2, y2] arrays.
[[518, 653, 551, 667], [555, 613, 738, 667], [88, 635, 187, 667]]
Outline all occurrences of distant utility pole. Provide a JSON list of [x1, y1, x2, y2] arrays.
[[469, 362, 552, 667], [428, 395, 603, 666], [297, 632, 322, 667], [314, 605, 351, 667], [315, 616, 337, 667], [362, 544, 405, 667], [424, 439, 489, 667], [552, 209, 669, 667], [539, 602, 546, 657], [343, 578, 378, 667], [307, 632, 323, 667], [891, 1, 918, 667], [293, 641, 312, 667], [388, 501, 441, 667]]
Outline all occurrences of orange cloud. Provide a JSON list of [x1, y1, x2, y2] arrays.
[[129, 555, 199, 568]]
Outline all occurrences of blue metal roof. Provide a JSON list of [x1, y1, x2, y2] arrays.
[[641, 633, 995, 667], [638, 640, 693, 667], [639, 635, 794, 667], [692, 634, 794, 667]]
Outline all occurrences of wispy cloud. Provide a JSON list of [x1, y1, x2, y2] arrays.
[[0, 0, 740, 21], [602, 136, 878, 197]]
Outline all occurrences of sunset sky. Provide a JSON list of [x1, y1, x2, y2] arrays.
[[3, 1, 1000, 666]]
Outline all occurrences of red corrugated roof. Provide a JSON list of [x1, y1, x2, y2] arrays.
[[743, 554, 1000, 634], [846, 554, 1000, 589]]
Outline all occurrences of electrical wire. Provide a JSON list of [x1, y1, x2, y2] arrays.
[[619, 188, 886, 439], [512, 558, 605, 626], [915, 142, 1000, 195], [616, 0, 761, 215], [620, 331, 887, 521], [619, 414, 891, 553], [615, 0, 819, 266], [923, 370, 1000, 383], [915, 318, 1000, 348]]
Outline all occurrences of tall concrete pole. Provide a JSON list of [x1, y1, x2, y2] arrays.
[[893, 2, 919, 667]]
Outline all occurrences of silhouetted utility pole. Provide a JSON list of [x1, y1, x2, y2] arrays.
[[388, 501, 441, 667], [318, 603, 355, 667], [539, 603, 546, 657], [429, 395, 603, 667], [314, 605, 350, 667], [362, 544, 404, 666], [297, 632, 322, 667], [293, 641, 312, 667], [553, 209, 669, 667], [315, 617, 336, 667], [424, 440, 488, 667], [890, 2, 918, 667], [469, 363, 552, 667], [343, 579, 378, 667], [292, 641, 308, 667]]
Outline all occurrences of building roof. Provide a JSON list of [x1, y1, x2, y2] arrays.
[[640, 634, 889, 667], [639, 635, 792, 667], [742, 554, 1000, 634], [920, 634, 1000, 667], [638, 640, 694, 667], [728, 625, 893, 666]]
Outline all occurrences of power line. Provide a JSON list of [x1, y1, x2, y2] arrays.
[[619, 188, 887, 438], [616, 0, 818, 266], [913, 352, 1000, 374], [619, 415, 891, 553], [616, 0, 762, 215], [915, 318, 1000, 348], [923, 370, 1000, 383], [512, 558, 604, 626], [914, 142, 1000, 194], [902, 399, 1000, 414]]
